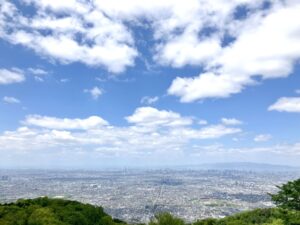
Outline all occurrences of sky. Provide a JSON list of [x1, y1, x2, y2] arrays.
[[0, 0, 300, 169]]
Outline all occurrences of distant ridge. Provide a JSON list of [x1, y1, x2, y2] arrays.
[[177, 162, 300, 171], [1, 162, 299, 171]]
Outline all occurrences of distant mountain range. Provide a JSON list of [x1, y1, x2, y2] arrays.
[[1, 162, 299, 172], [176, 162, 300, 171]]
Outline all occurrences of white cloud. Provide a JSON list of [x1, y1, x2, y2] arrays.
[[168, 72, 252, 102], [268, 97, 300, 113], [0, 0, 283, 77], [149, 0, 262, 68], [199, 125, 241, 139], [95, 77, 107, 82], [126, 107, 193, 127], [221, 118, 243, 126], [0, 1, 137, 73], [23, 0, 89, 13], [155, 34, 221, 68], [254, 134, 272, 142], [295, 89, 300, 94], [3, 126, 299, 163], [233, 143, 300, 155], [3, 96, 20, 104], [140, 96, 159, 105], [28, 68, 48, 75], [84, 87, 103, 100], [172, 125, 241, 140], [0, 68, 25, 84], [23, 115, 108, 130], [215, 2, 300, 79], [191, 143, 300, 158], [60, 78, 69, 83], [34, 76, 44, 82], [0, 107, 243, 156], [2, 0, 299, 99], [27, 68, 50, 82], [198, 119, 208, 125], [167, 1, 300, 102]]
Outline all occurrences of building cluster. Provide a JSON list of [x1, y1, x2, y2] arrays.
[[0, 169, 299, 223]]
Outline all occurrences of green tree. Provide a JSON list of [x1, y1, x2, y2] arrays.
[[100, 216, 115, 225], [269, 179, 300, 210], [28, 208, 64, 225], [262, 219, 284, 225], [149, 213, 185, 225], [193, 218, 217, 225]]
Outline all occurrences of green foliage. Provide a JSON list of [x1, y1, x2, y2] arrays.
[[192, 208, 300, 225], [149, 213, 185, 225], [150, 208, 300, 225], [269, 179, 300, 210], [193, 218, 218, 225], [1, 201, 300, 225], [28, 208, 63, 225], [262, 219, 284, 225], [0, 197, 126, 225]]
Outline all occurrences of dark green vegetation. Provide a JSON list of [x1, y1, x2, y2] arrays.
[[269, 179, 300, 210], [149, 208, 300, 225], [0, 179, 299, 225], [0, 197, 126, 225], [192, 208, 300, 225]]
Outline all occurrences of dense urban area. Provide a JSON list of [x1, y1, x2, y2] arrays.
[[0, 168, 299, 223]]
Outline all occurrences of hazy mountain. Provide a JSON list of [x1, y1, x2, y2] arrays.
[[178, 162, 300, 171]]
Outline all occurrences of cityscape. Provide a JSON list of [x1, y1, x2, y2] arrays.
[[1, 168, 299, 223]]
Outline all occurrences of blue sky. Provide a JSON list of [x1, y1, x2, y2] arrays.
[[0, 0, 300, 168]]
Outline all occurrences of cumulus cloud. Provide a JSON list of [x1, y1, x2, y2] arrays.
[[268, 97, 300, 113], [168, 72, 252, 102], [167, 1, 300, 102], [199, 125, 241, 139], [84, 87, 103, 100], [1, 0, 299, 100], [215, 2, 300, 79], [126, 107, 193, 127], [171, 125, 241, 140], [0, 107, 242, 156], [0, 0, 137, 73], [254, 134, 272, 142], [0, 68, 25, 84], [156, 34, 221, 68], [221, 118, 243, 126], [23, 115, 108, 130], [140, 96, 159, 105], [3, 96, 20, 104]]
